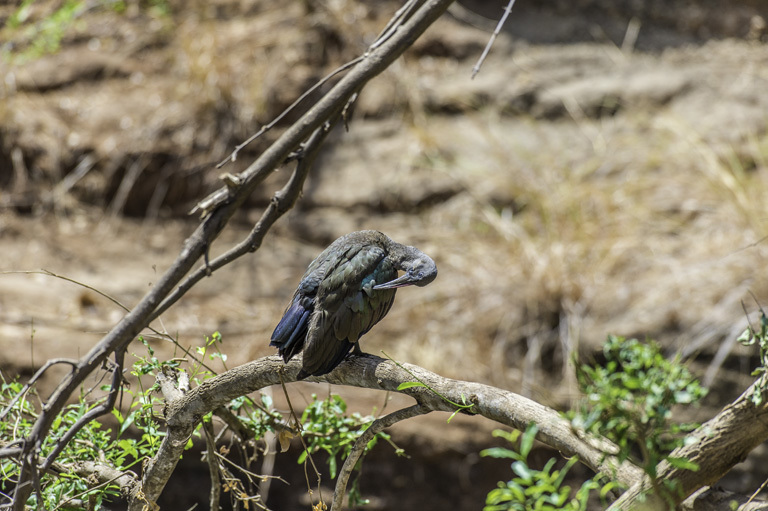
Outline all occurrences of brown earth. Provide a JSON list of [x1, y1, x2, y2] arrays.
[[2, 0, 768, 509]]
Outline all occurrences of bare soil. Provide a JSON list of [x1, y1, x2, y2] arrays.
[[2, 0, 768, 508]]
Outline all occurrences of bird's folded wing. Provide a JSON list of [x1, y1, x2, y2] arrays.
[[317, 245, 386, 302], [299, 310, 355, 377]]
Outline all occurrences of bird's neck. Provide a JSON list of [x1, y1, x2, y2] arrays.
[[388, 244, 421, 269]]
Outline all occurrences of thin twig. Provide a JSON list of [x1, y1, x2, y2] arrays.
[[216, 0, 425, 168], [471, 0, 516, 79], [746, 474, 768, 506], [367, 0, 422, 52], [202, 419, 221, 511], [0, 358, 77, 425], [213, 451, 286, 485], [331, 404, 428, 511], [278, 372, 324, 508], [216, 58, 363, 168]]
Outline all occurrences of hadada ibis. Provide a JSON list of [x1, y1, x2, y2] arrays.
[[270, 230, 437, 379]]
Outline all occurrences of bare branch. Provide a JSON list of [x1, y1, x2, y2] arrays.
[[49, 460, 142, 508], [153, 115, 334, 322], [202, 419, 221, 511], [331, 404, 428, 511], [214, 56, 363, 169], [131, 352, 768, 510], [471, 0, 517, 78], [71, 461, 140, 496], [214, 0, 432, 169]]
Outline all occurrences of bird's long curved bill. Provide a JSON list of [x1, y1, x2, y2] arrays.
[[373, 274, 415, 290]]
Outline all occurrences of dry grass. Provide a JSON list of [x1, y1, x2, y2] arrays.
[[354, 47, 768, 405]]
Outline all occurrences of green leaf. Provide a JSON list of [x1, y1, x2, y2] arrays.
[[519, 424, 538, 458], [492, 429, 521, 444], [397, 381, 427, 391], [737, 327, 754, 345], [666, 456, 699, 471], [118, 439, 138, 459], [480, 447, 523, 461]]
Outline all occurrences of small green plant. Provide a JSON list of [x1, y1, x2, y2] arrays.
[[3, 0, 86, 62], [1, 0, 171, 63], [298, 394, 404, 507], [738, 311, 768, 406], [0, 372, 158, 510], [482, 336, 707, 511], [571, 335, 707, 504], [481, 424, 612, 511]]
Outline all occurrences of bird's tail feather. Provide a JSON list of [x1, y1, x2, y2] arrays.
[[270, 300, 310, 362]]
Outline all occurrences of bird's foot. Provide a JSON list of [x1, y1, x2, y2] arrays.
[[350, 343, 371, 358]]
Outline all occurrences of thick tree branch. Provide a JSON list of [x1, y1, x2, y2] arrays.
[[70, 461, 141, 501], [132, 353, 768, 511], [130, 353, 643, 510]]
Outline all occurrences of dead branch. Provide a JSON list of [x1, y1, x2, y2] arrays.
[[150, 111, 333, 322], [471, 0, 517, 78]]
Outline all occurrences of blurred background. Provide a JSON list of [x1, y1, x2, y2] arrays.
[[2, 0, 768, 508]]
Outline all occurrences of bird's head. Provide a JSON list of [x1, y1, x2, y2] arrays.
[[373, 253, 437, 290]]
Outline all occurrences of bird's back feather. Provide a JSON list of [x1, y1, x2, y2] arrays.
[[270, 231, 417, 378]]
